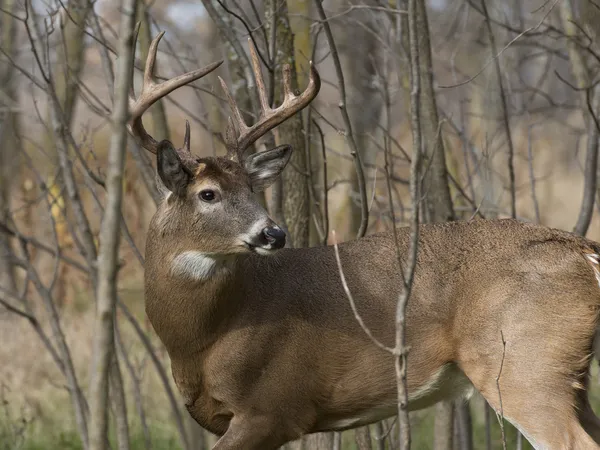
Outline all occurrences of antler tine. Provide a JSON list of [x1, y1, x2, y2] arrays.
[[142, 30, 166, 94], [129, 22, 141, 101], [218, 76, 250, 134], [127, 31, 224, 154], [183, 120, 191, 153], [248, 38, 270, 113], [282, 64, 294, 102], [220, 37, 321, 161]]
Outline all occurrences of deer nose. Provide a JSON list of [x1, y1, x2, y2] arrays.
[[262, 226, 286, 249]]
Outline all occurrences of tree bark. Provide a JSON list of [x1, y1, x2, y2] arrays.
[[355, 426, 373, 450], [136, 1, 170, 142], [53, 0, 93, 126], [265, 0, 310, 248], [88, 1, 138, 448]]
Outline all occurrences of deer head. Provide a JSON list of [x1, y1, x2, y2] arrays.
[[127, 32, 320, 257]]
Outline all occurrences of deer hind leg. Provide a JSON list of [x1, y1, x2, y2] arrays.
[[458, 324, 600, 448], [463, 368, 599, 449]]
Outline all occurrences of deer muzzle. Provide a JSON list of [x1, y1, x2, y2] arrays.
[[262, 226, 286, 250]]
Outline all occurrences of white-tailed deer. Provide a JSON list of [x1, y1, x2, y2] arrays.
[[130, 32, 600, 450]]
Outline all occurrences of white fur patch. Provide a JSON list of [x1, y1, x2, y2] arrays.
[[322, 364, 473, 431], [407, 363, 474, 410], [586, 253, 600, 287], [171, 251, 220, 281]]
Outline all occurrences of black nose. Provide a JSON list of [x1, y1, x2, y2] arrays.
[[262, 226, 286, 249]]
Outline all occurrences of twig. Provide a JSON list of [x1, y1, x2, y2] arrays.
[[0, 221, 88, 273], [25, 243, 90, 447], [331, 230, 392, 353], [495, 330, 507, 450], [215, 0, 271, 70], [440, 0, 559, 89], [313, 120, 329, 245], [0, 296, 35, 321]]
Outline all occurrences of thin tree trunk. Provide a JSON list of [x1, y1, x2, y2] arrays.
[[407, 2, 459, 447], [336, 0, 382, 239], [455, 402, 473, 450], [0, 0, 19, 297], [266, 3, 331, 444], [355, 426, 373, 450], [394, 3, 423, 448], [560, 0, 600, 236], [434, 402, 454, 450], [415, 0, 455, 223], [481, 0, 516, 220], [115, 325, 151, 450], [265, 0, 310, 248], [110, 353, 130, 450], [274, 2, 331, 444], [53, 0, 93, 127], [88, 1, 137, 448]]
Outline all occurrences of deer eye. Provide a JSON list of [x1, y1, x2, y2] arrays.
[[199, 189, 218, 203]]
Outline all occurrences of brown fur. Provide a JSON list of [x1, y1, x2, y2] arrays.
[[145, 161, 600, 450]]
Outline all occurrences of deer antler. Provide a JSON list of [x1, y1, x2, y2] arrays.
[[128, 26, 223, 155], [219, 38, 321, 162]]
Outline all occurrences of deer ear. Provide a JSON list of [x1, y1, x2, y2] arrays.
[[243, 145, 292, 191], [157, 140, 193, 197]]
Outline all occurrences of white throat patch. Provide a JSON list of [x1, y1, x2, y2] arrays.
[[171, 251, 224, 281]]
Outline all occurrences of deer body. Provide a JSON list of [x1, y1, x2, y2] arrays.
[[145, 217, 600, 449], [129, 32, 600, 449]]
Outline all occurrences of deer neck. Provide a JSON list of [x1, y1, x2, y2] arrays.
[[144, 236, 245, 358]]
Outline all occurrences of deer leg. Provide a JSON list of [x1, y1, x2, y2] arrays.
[[470, 378, 599, 449], [461, 355, 600, 449], [211, 416, 291, 450]]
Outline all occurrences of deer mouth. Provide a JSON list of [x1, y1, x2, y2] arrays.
[[243, 241, 280, 256]]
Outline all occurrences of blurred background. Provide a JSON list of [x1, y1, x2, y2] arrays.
[[1, 0, 599, 448]]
